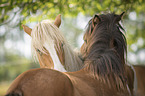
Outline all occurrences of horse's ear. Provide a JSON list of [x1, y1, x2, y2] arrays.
[[22, 24, 32, 36], [92, 14, 101, 26], [92, 14, 101, 27], [94, 14, 101, 22], [115, 12, 125, 23], [54, 14, 61, 28], [120, 12, 125, 19]]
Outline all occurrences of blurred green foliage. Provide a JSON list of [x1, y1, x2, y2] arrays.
[[0, 58, 39, 82], [0, 82, 10, 95], [0, 0, 145, 49], [0, 53, 39, 81], [0, 0, 145, 24]]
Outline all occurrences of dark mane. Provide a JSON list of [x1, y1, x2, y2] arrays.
[[81, 13, 127, 89]]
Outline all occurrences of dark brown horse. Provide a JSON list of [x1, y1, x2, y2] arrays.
[[5, 13, 131, 96], [133, 65, 145, 96], [80, 13, 137, 95]]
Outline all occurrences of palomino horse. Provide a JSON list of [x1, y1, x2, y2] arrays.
[[6, 13, 131, 96], [22, 14, 83, 72]]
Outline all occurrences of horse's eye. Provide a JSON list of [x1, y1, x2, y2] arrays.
[[84, 40, 87, 43], [36, 48, 43, 56], [61, 43, 64, 47], [36, 49, 41, 53]]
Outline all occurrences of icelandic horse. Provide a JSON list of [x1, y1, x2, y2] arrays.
[[22, 14, 83, 72], [22, 14, 145, 96], [5, 13, 131, 96], [80, 13, 138, 95]]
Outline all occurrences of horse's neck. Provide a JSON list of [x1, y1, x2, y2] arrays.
[[63, 46, 83, 72]]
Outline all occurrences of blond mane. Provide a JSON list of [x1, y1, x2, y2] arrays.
[[31, 20, 83, 72]]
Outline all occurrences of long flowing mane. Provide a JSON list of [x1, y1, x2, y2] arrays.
[[31, 20, 83, 71], [81, 13, 127, 89], [6, 13, 132, 96]]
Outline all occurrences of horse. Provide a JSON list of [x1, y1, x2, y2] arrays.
[[22, 14, 83, 72], [22, 13, 145, 96], [133, 65, 145, 96], [79, 12, 137, 95], [79, 12, 145, 95], [124, 64, 145, 96], [5, 13, 131, 96]]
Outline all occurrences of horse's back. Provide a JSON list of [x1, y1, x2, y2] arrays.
[[5, 68, 74, 96], [67, 71, 130, 96], [6, 68, 130, 96], [133, 65, 145, 96]]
